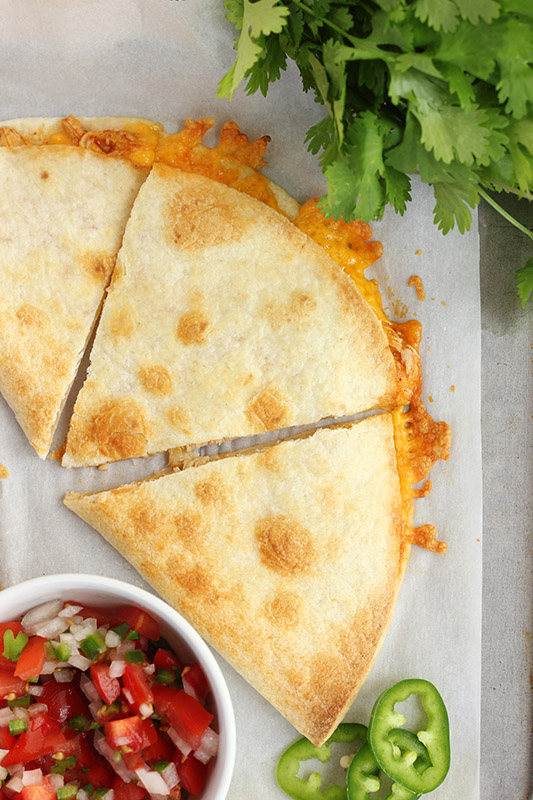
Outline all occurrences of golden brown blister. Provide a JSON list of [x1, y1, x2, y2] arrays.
[[63, 165, 398, 467], [64, 415, 406, 745]]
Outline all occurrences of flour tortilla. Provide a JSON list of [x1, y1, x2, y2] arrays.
[[0, 118, 150, 457], [64, 413, 406, 745], [63, 164, 398, 467]]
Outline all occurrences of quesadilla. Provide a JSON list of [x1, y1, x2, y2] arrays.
[[64, 413, 406, 745], [62, 164, 398, 467], [0, 116, 159, 457]]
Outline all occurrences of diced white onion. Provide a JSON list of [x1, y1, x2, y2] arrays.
[[6, 776, 24, 792], [9, 762, 23, 778], [40, 660, 58, 675], [22, 768, 43, 785], [148, 795, 167, 800], [161, 761, 179, 789], [0, 766, 7, 781], [116, 641, 136, 658], [168, 726, 192, 757], [54, 668, 74, 683], [28, 703, 48, 717], [69, 653, 92, 671], [0, 708, 15, 726], [109, 660, 125, 678], [105, 630, 122, 649], [93, 732, 136, 783], [194, 727, 219, 764], [139, 702, 153, 719], [182, 677, 199, 702], [123, 688, 134, 705], [21, 600, 63, 634], [49, 773, 65, 789], [28, 685, 44, 696], [80, 675, 100, 701], [58, 604, 83, 618], [13, 707, 29, 721], [35, 616, 69, 640], [70, 619, 97, 641], [76, 789, 89, 800], [0, 749, 8, 764], [142, 663, 156, 676], [134, 766, 169, 794], [89, 699, 104, 720]]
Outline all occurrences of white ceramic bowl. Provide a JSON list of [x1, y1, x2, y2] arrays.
[[0, 573, 236, 800]]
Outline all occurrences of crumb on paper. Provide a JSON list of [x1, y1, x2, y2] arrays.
[[415, 249, 422, 255], [408, 274, 425, 301], [429, 395, 434, 403], [98, 464, 109, 471], [451, 385, 456, 392], [0, 463, 9, 479], [441, 301, 447, 306]]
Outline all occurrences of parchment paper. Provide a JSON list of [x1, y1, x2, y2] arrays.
[[0, 1, 481, 797]]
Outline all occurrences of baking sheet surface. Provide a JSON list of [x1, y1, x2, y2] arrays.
[[0, 2, 481, 797]]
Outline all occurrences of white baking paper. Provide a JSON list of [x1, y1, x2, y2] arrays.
[[0, 2, 481, 798]]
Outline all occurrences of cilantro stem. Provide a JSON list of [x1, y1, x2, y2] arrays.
[[479, 188, 533, 243], [290, 0, 386, 59]]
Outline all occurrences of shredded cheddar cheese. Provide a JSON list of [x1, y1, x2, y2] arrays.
[[294, 200, 451, 553], [408, 274, 426, 301]]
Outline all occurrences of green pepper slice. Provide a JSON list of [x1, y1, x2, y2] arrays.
[[277, 723, 367, 800], [347, 740, 420, 800], [368, 679, 450, 794]]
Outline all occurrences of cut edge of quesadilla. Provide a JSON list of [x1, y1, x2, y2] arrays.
[[64, 412, 408, 745], [0, 118, 157, 457], [61, 164, 400, 468]]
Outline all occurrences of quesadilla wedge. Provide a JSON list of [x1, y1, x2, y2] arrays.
[[64, 413, 406, 745], [0, 116, 154, 457], [62, 164, 398, 467]]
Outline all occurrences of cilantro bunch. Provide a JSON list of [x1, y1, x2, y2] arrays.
[[217, 0, 533, 306]]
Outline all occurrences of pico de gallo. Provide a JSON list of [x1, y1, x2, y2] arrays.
[[0, 600, 218, 799]]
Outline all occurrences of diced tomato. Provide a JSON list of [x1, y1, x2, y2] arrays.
[[104, 715, 144, 753], [14, 636, 46, 680], [90, 662, 121, 705], [112, 776, 148, 800], [175, 752, 209, 796], [0, 665, 27, 698], [122, 663, 153, 714], [182, 663, 209, 701], [85, 756, 115, 788], [0, 723, 16, 749], [142, 729, 174, 764], [40, 681, 88, 724], [152, 686, 213, 750], [73, 605, 111, 627], [20, 786, 55, 800], [139, 718, 158, 749], [121, 750, 146, 771], [2, 712, 68, 767], [0, 622, 23, 668], [113, 606, 160, 641], [153, 648, 181, 672], [20, 785, 55, 800]]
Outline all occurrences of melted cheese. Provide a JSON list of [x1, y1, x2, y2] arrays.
[[1, 114, 450, 549], [294, 200, 451, 553]]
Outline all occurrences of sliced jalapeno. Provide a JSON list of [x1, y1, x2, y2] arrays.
[[368, 679, 450, 794], [277, 723, 367, 800]]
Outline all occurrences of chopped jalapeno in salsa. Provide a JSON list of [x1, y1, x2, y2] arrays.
[[0, 601, 218, 799]]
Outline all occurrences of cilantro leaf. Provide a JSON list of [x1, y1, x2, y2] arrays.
[[217, 0, 289, 99], [414, 0, 460, 34], [515, 258, 533, 307], [218, 0, 533, 305]]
